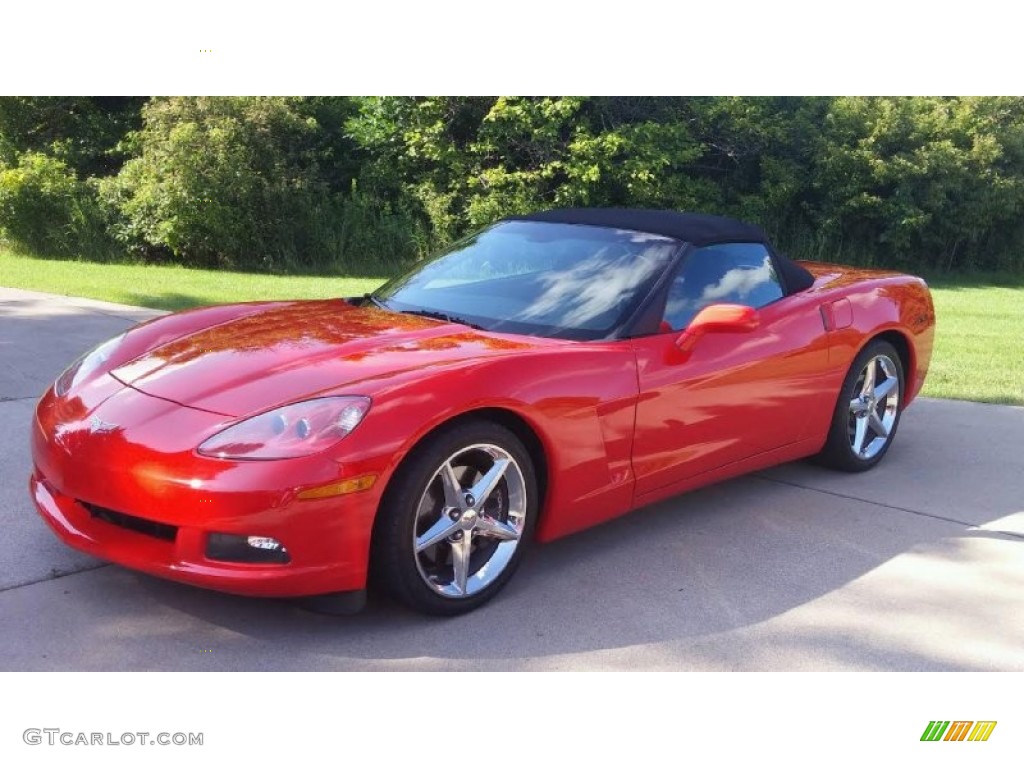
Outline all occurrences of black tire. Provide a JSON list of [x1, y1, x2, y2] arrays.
[[371, 419, 538, 616], [817, 339, 905, 472]]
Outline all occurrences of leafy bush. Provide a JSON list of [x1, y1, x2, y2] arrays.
[[0, 97, 144, 176], [810, 97, 1024, 271], [349, 96, 1024, 273], [5, 96, 1024, 275], [0, 151, 115, 260], [103, 97, 421, 272]]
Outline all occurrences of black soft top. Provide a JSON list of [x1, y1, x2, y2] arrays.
[[511, 208, 767, 247], [511, 207, 815, 294]]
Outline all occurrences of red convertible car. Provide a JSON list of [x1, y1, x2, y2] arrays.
[[30, 209, 936, 615]]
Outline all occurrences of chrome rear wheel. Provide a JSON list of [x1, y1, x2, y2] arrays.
[[817, 339, 905, 472], [847, 353, 901, 460]]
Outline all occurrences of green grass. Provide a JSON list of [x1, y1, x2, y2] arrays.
[[921, 278, 1024, 405], [0, 249, 386, 311], [1, 250, 1021, 405]]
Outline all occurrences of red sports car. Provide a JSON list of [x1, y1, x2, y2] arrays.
[[30, 209, 936, 615]]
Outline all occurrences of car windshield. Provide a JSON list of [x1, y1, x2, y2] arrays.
[[372, 221, 680, 339]]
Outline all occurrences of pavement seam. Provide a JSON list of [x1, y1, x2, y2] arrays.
[[1, 294, 160, 323], [754, 474, 1024, 542], [0, 395, 36, 402], [0, 563, 111, 594], [74, 305, 164, 322]]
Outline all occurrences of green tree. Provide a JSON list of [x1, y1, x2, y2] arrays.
[[5, 95, 1024, 274], [0, 151, 113, 258], [349, 96, 710, 242], [103, 96, 420, 271], [0, 96, 145, 176], [814, 97, 1024, 270]]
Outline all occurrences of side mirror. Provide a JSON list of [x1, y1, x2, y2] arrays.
[[674, 303, 759, 355]]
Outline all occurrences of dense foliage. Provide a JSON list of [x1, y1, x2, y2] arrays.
[[2, 96, 1024, 274]]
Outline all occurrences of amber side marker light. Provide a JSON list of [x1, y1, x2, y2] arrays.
[[297, 474, 377, 500]]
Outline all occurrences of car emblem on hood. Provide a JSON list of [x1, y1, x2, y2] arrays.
[[88, 416, 119, 434]]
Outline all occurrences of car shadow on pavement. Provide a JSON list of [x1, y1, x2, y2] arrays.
[[118, 403, 1024, 670]]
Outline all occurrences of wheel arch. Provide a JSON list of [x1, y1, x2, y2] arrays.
[[448, 407, 550, 517], [866, 329, 916, 405]]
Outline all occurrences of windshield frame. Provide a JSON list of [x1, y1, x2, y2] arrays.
[[371, 221, 687, 341]]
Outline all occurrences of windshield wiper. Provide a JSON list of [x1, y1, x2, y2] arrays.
[[398, 308, 484, 330], [365, 294, 483, 330]]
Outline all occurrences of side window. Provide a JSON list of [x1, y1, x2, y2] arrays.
[[662, 242, 784, 331]]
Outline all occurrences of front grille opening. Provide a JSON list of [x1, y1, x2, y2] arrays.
[[81, 501, 178, 542]]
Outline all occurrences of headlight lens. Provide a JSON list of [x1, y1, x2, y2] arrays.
[[54, 333, 125, 396], [197, 396, 371, 460]]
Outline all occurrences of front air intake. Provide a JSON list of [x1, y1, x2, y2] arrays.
[[81, 501, 178, 542]]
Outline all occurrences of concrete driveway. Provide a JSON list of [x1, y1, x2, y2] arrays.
[[1, 286, 1021, 671]]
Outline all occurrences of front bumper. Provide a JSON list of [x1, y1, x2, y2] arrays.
[[30, 472, 372, 597], [29, 379, 381, 599]]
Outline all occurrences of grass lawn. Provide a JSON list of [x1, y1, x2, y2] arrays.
[[1, 249, 1021, 405], [0, 249, 386, 311], [923, 278, 1023, 405]]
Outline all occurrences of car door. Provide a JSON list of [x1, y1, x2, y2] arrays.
[[629, 242, 832, 497]]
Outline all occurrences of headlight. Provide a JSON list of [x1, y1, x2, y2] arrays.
[[54, 333, 125, 397], [197, 396, 371, 460]]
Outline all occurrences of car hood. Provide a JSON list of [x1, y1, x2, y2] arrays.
[[110, 300, 541, 417]]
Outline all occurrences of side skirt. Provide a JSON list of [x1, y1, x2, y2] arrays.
[[631, 437, 825, 510]]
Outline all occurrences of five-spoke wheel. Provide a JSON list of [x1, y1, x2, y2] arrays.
[[818, 339, 905, 472], [848, 353, 901, 460], [372, 420, 537, 615], [412, 443, 528, 598]]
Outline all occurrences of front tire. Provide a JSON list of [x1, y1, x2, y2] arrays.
[[372, 419, 538, 616], [817, 339, 904, 472]]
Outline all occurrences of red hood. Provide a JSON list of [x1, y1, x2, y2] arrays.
[[110, 301, 541, 416]]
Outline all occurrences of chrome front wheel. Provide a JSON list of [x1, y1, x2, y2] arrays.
[[413, 443, 528, 598], [372, 420, 538, 615]]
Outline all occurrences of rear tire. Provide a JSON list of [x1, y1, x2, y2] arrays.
[[371, 419, 538, 616], [817, 339, 904, 472]]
